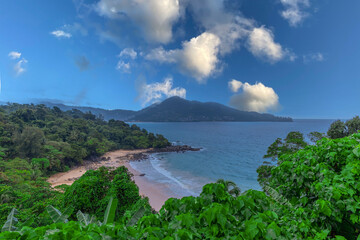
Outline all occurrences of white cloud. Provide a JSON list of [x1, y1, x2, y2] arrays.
[[145, 47, 178, 63], [96, 0, 181, 43], [146, 32, 221, 83], [188, 1, 253, 55], [280, 0, 310, 27], [247, 26, 291, 63], [51, 30, 72, 38], [116, 61, 131, 73], [144, 1, 292, 82], [303, 52, 324, 63], [180, 32, 221, 82], [14, 58, 28, 76], [137, 77, 186, 106], [119, 48, 137, 59], [8, 51, 21, 60], [229, 81, 279, 113], [228, 79, 243, 93], [8, 51, 27, 76], [63, 22, 88, 36]]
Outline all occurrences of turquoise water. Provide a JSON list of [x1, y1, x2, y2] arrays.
[[131, 120, 333, 197]]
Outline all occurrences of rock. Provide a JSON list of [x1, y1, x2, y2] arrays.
[[148, 145, 201, 153]]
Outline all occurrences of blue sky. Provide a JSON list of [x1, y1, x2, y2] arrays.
[[0, 0, 359, 119]]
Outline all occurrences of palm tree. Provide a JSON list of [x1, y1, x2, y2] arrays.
[[216, 179, 241, 197]]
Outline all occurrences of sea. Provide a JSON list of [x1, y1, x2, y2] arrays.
[[130, 120, 333, 198]]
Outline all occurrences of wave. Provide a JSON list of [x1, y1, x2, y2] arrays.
[[149, 154, 197, 196]]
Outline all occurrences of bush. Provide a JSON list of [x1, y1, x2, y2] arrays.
[[62, 167, 143, 220]]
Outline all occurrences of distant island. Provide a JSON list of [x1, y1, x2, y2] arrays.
[[41, 96, 292, 122]]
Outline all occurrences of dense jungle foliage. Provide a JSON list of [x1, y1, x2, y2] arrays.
[[0, 103, 169, 230], [1, 113, 360, 239]]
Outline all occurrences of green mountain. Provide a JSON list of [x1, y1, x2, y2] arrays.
[[41, 97, 292, 122], [129, 97, 292, 122]]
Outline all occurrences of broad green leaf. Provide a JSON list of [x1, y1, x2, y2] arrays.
[[1, 208, 19, 232], [103, 196, 118, 225], [77, 210, 91, 226], [46, 205, 74, 223], [127, 206, 146, 227]]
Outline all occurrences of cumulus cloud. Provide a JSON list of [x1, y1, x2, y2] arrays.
[[146, 32, 221, 83], [137, 77, 186, 106], [303, 52, 324, 63], [280, 0, 310, 27], [179, 32, 221, 82], [188, 1, 253, 55], [96, 0, 181, 43], [51, 30, 72, 38], [228, 79, 243, 93], [8, 51, 21, 59], [229, 80, 279, 113], [247, 27, 287, 63], [116, 61, 131, 73], [119, 48, 137, 59], [75, 56, 90, 71], [144, 0, 291, 82]]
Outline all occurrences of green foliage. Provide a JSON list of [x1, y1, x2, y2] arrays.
[[76, 211, 98, 227], [46, 206, 74, 224], [265, 133, 360, 239], [1, 208, 19, 232], [0, 103, 170, 171], [102, 196, 118, 225], [308, 131, 326, 143], [327, 116, 360, 139], [62, 167, 143, 220], [31, 158, 50, 172], [328, 120, 347, 139], [13, 126, 45, 158], [346, 116, 360, 135], [0, 103, 169, 229], [263, 131, 307, 161], [1, 181, 350, 239], [216, 179, 241, 197]]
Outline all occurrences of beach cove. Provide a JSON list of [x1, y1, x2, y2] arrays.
[[47, 146, 199, 211]]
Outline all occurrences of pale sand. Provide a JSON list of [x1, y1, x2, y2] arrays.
[[47, 149, 173, 211]]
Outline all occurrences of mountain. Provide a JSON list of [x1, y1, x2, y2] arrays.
[[40, 97, 292, 122], [40, 102, 136, 121], [129, 97, 292, 122]]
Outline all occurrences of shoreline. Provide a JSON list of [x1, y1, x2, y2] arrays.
[[47, 147, 200, 211]]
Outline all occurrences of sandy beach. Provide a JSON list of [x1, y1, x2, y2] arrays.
[[47, 149, 173, 211]]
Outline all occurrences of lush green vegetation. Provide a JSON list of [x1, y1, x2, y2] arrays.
[[1, 113, 360, 239], [0, 103, 169, 230], [0, 103, 170, 172]]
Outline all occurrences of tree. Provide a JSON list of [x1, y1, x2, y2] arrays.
[[345, 116, 360, 135], [216, 179, 241, 197], [263, 131, 307, 161], [63, 167, 143, 220], [13, 126, 45, 158], [327, 120, 347, 139], [308, 131, 326, 143], [31, 158, 50, 172]]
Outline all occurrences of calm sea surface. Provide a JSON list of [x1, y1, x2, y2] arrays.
[[131, 120, 333, 197]]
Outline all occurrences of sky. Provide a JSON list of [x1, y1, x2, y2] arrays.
[[0, 0, 359, 119]]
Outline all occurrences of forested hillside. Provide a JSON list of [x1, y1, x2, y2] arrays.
[[0, 103, 169, 227], [0, 103, 170, 172]]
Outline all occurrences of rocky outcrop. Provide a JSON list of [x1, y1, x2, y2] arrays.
[[148, 145, 201, 153]]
